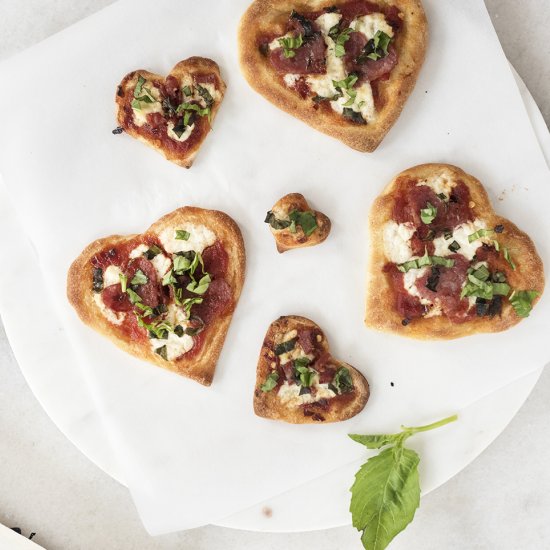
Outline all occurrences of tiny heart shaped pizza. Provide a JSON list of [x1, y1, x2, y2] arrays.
[[115, 57, 226, 167], [67, 207, 245, 386], [254, 316, 370, 423], [365, 164, 545, 339], [239, 0, 427, 151]]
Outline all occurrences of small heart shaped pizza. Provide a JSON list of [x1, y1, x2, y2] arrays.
[[115, 57, 226, 168], [264, 192, 331, 252], [67, 207, 245, 386], [239, 0, 427, 151], [365, 164, 545, 339], [254, 316, 370, 423]]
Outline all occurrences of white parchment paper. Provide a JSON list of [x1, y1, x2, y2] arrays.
[[0, 0, 549, 534]]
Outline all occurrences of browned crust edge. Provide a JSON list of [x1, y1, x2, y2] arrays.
[[115, 57, 227, 168], [365, 163, 546, 339], [269, 192, 331, 252], [238, 0, 428, 152], [67, 207, 246, 385], [253, 315, 370, 423]]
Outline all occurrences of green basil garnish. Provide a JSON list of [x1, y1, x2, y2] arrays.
[[398, 250, 454, 273], [420, 202, 437, 225], [119, 272, 128, 293], [182, 85, 192, 97], [186, 273, 211, 295], [261, 371, 279, 392], [295, 364, 315, 387], [509, 290, 539, 317], [175, 230, 190, 241], [334, 27, 353, 58], [196, 84, 214, 108], [503, 247, 516, 270], [126, 288, 142, 304], [278, 34, 304, 58], [130, 269, 148, 286], [144, 245, 162, 260], [132, 75, 156, 109], [288, 210, 318, 236], [358, 30, 392, 62], [448, 240, 461, 253], [264, 211, 291, 230], [275, 338, 297, 356], [331, 367, 353, 395], [342, 107, 366, 124]]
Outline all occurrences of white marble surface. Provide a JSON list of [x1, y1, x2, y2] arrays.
[[1, 1, 549, 549]]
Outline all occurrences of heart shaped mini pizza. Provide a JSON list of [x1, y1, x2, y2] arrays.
[[264, 192, 331, 252], [67, 207, 245, 386], [115, 57, 226, 167], [254, 316, 370, 423], [239, 0, 427, 151], [365, 164, 545, 339]]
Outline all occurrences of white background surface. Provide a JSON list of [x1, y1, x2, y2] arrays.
[[1, 1, 550, 549]]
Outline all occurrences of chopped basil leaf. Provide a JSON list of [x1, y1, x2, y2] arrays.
[[448, 240, 461, 253], [471, 264, 490, 282], [134, 75, 146, 97], [492, 271, 507, 283], [126, 288, 142, 304], [333, 74, 358, 91], [275, 338, 297, 356], [492, 282, 511, 296], [332, 367, 353, 395], [264, 211, 291, 230], [174, 325, 184, 337], [294, 364, 315, 387], [182, 297, 204, 317], [288, 210, 318, 236], [173, 254, 192, 274], [328, 24, 340, 39], [293, 357, 311, 369], [196, 84, 214, 108], [503, 247, 516, 270], [509, 290, 539, 317], [289, 220, 297, 233], [279, 34, 304, 58], [443, 229, 453, 240], [144, 245, 162, 260], [176, 102, 210, 118], [186, 273, 211, 295], [261, 371, 279, 392], [92, 268, 103, 292], [358, 30, 392, 62], [334, 27, 353, 58], [130, 269, 148, 286], [437, 193, 447, 201], [398, 251, 454, 273], [420, 202, 437, 225], [162, 270, 176, 286], [312, 93, 342, 103], [183, 85, 192, 97], [132, 76, 156, 109], [468, 228, 494, 243], [172, 118, 187, 138], [155, 345, 168, 360], [342, 107, 366, 124], [175, 229, 190, 241], [119, 273, 128, 293]]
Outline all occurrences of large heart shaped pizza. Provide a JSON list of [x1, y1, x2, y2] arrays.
[[67, 207, 245, 385], [365, 164, 545, 339], [115, 57, 226, 168], [239, 0, 427, 151], [254, 316, 370, 423]]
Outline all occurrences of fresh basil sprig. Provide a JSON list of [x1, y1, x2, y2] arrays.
[[132, 75, 156, 109], [331, 367, 353, 395], [261, 371, 279, 392], [288, 210, 318, 236], [349, 414, 458, 550], [333, 27, 353, 58], [264, 211, 292, 230], [278, 34, 304, 58]]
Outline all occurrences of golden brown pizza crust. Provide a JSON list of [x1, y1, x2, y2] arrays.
[[238, 0, 427, 151], [116, 57, 226, 168], [254, 315, 370, 423], [365, 163, 545, 339], [267, 192, 331, 252], [67, 207, 245, 385]]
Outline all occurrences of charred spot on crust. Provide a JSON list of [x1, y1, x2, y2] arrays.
[[259, 42, 269, 56], [117, 85, 124, 98]]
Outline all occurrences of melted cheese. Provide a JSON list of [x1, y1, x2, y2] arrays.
[[351, 13, 394, 40], [432, 219, 488, 261], [151, 253, 171, 278], [93, 293, 125, 325], [129, 244, 148, 259], [167, 122, 195, 143], [103, 265, 123, 287], [416, 172, 456, 197], [159, 224, 216, 255], [131, 79, 163, 127], [149, 304, 195, 361], [383, 221, 416, 263], [277, 375, 336, 408]]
